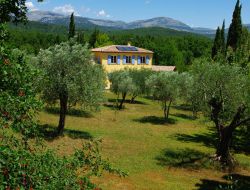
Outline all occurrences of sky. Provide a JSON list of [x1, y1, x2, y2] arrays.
[[26, 0, 250, 29]]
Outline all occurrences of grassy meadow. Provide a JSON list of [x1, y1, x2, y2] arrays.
[[38, 92, 250, 190]]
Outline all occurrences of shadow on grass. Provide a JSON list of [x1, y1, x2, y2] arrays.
[[107, 98, 147, 105], [38, 124, 93, 141], [172, 104, 193, 111], [233, 127, 250, 155], [44, 107, 93, 118], [175, 128, 250, 155], [103, 103, 119, 110], [156, 148, 210, 169], [196, 174, 250, 190], [171, 113, 196, 120], [143, 95, 154, 101], [174, 132, 217, 148], [133, 116, 176, 125]]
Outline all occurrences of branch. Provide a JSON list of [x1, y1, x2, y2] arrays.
[[235, 117, 250, 128], [209, 97, 222, 128], [229, 105, 247, 129]]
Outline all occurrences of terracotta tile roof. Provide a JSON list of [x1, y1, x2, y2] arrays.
[[91, 45, 153, 54], [152, 65, 176, 72]]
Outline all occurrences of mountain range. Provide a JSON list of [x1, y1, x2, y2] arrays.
[[27, 11, 250, 36]]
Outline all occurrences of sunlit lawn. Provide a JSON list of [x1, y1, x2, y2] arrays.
[[38, 92, 250, 190]]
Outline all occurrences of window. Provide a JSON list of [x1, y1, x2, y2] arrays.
[[111, 56, 117, 64], [140, 56, 146, 64], [126, 56, 132, 64]]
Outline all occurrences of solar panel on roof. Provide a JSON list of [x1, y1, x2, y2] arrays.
[[116, 46, 138, 51], [130, 47, 138, 51]]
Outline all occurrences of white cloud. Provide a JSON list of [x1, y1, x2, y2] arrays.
[[145, 0, 151, 4], [53, 4, 80, 16], [25, 1, 38, 11], [97, 9, 110, 18]]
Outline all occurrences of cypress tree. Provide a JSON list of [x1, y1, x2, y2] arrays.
[[220, 20, 226, 56], [227, 0, 243, 50], [212, 27, 222, 59], [89, 28, 100, 48], [68, 13, 75, 39], [77, 31, 85, 44]]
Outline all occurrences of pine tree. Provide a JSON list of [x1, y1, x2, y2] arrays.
[[227, 0, 243, 50], [68, 13, 75, 39], [212, 27, 221, 59]]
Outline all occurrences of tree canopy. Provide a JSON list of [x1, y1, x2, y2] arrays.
[[190, 60, 250, 168], [128, 68, 153, 103], [109, 70, 136, 110], [146, 71, 186, 120], [35, 40, 105, 134]]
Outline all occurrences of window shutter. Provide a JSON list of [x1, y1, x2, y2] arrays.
[[123, 56, 126, 64], [132, 56, 135, 65], [138, 56, 141, 65], [108, 55, 111, 65], [117, 55, 120, 64], [146, 56, 150, 65]]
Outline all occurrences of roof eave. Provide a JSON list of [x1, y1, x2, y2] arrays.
[[91, 50, 154, 54]]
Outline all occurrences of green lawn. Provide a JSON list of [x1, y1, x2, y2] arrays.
[[38, 92, 250, 190]]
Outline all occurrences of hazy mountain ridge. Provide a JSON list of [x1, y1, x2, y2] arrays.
[[27, 11, 249, 35], [27, 11, 211, 34], [126, 17, 192, 31]]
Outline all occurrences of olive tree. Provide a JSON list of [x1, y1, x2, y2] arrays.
[[0, 2, 126, 189], [109, 70, 136, 110], [128, 68, 153, 103], [0, 48, 124, 190], [190, 60, 250, 169], [146, 72, 182, 121], [36, 40, 105, 135]]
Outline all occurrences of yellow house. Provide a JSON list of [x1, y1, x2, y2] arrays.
[[91, 45, 154, 73]]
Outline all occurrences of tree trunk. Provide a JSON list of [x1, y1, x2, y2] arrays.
[[57, 94, 68, 135], [130, 95, 137, 104], [166, 100, 172, 120], [164, 100, 167, 121], [119, 93, 126, 110], [164, 100, 172, 121], [216, 126, 235, 170], [209, 100, 250, 170]]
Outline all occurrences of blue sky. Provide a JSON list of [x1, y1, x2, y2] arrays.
[[26, 0, 250, 29]]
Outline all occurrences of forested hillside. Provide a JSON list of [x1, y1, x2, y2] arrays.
[[7, 21, 212, 70]]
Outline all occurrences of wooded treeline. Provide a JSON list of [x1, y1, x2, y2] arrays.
[[7, 22, 212, 71]]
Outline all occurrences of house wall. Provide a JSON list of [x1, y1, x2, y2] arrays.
[[93, 51, 153, 89], [93, 52, 153, 73]]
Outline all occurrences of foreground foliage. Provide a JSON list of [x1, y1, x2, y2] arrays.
[[0, 138, 126, 190], [0, 46, 125, 190], [1, 3, 125, 188]]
